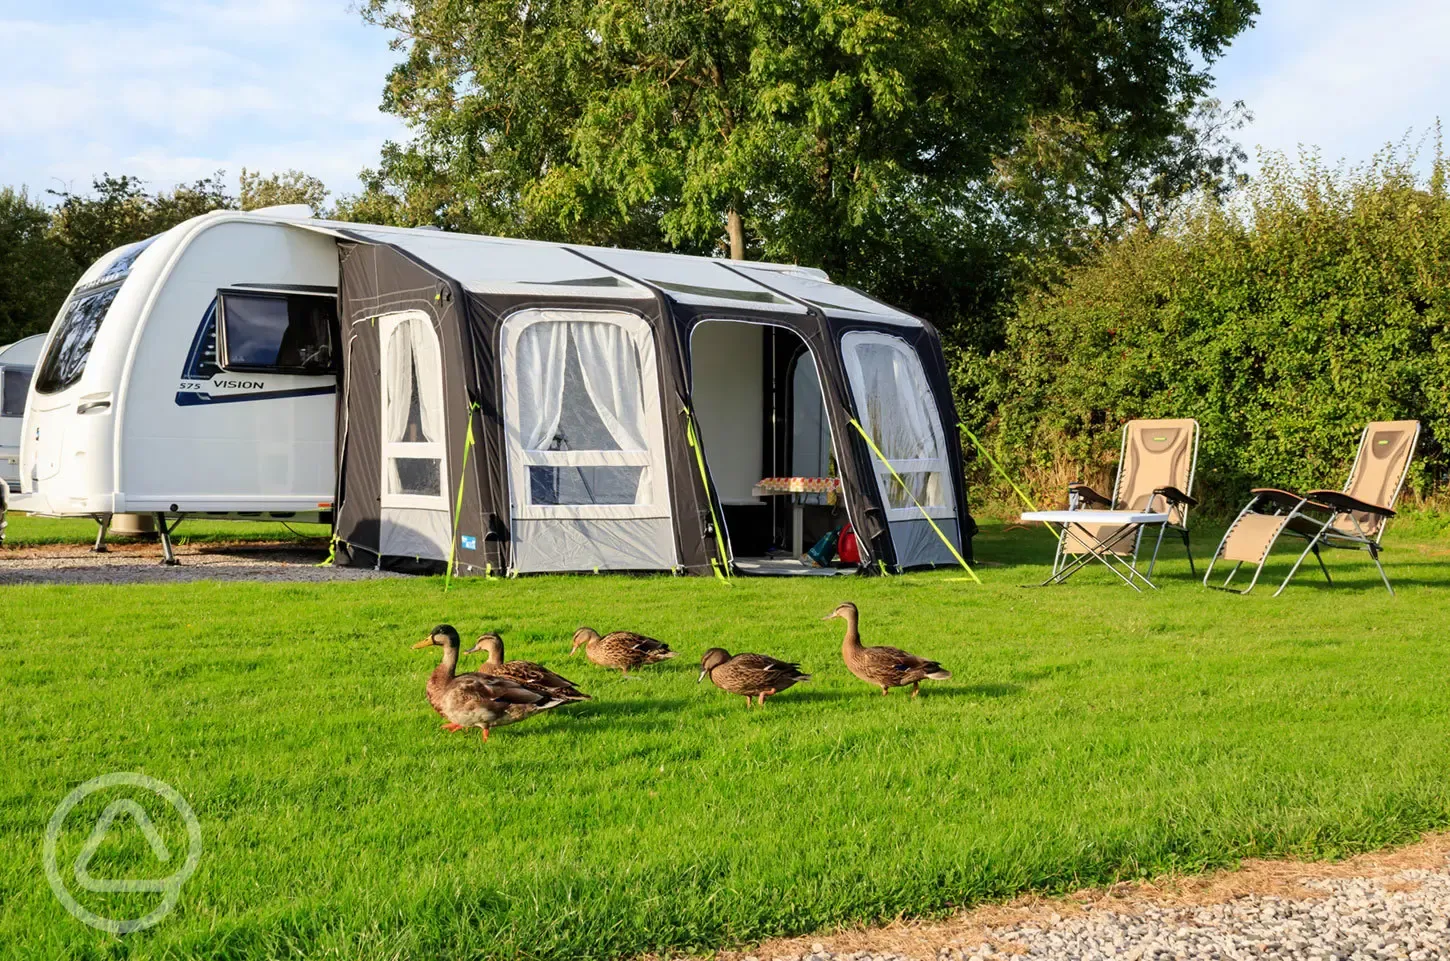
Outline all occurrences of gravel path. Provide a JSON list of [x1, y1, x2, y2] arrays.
[[733, 838, 1450, 961], [0, 543, 402, 584]]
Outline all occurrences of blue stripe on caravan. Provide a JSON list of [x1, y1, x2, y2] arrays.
[[174, 386, 336, 407]]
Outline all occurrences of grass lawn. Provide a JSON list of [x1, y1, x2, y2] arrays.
[[2, 515, 1449, 960]]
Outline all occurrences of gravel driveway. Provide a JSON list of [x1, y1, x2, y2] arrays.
[[733, 836, 1450, 961], [0, 541, 403, 584]]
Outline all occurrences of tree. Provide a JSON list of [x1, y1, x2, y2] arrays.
[[47, 173, 235, 274], [359, 0, 1258, 315], [0, 188, 73, 343], [239, 168, 330, 216], [992, 97, 1253, 267]]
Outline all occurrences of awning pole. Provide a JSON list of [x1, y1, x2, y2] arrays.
[[444, 403, 480, 590], [849, 418, 980, 583]]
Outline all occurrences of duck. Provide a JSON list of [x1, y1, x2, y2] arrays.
[[413, 624, 569, 742], [570, 627, 678, 674], [698, 647, 811, 707], [824, 601, 951, 697], [464, 632, 590, 702]]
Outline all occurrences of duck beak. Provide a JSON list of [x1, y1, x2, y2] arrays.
[[697, 669, 708, 683], [412, 638, 433, 649], [822, 613, 837, 621]]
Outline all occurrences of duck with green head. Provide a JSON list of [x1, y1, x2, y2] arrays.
[[414, 625, 569, 742]]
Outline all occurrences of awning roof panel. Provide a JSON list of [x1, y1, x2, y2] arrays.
[[274, 214, 919, 324], [733, 265, 920, 326], [339, 227, 652, 300], [574, 247, 807, 313]]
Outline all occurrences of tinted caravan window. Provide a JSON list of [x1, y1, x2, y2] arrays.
[[34, 286, 121, 394], [1, 367, 32, 417], [217, 290, 337, 374], [34, 237, 155, 396]]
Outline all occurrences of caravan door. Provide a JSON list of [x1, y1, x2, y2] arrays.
[[378, 310, 452, 560], [499, 308, 677, 572]]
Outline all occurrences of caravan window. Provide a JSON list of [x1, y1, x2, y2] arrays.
[[34, 286, 120, 395], [217, 290, 337, 374], [1, 368, 32, 417], [840, 331, 952, 519], [35, 237, 156, 396]]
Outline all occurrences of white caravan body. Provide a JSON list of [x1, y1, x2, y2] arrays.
[[0, 333, 45, 491], [19, 210, 339, 521]]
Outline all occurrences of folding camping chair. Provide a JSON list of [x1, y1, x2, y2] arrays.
[[1204, 421, 1420, 597], [1051, 418, 1201, 580]]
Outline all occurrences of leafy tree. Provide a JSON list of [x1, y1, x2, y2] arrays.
[[993, 97, 1253, 271], [0, 188, 73, 343], [47, 173, 236, 273], [359, 0, 1257, 344], [239, 168, 330, 216]]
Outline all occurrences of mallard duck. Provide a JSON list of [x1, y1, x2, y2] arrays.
[[464, 632, 590, 702], [414, 625, 568, 742], [824, 602, 951, 697], [698, 647, 811, 707], [570, 627, 677, 674]]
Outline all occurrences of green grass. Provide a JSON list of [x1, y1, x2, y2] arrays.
[[3, 519, 1449, 960]]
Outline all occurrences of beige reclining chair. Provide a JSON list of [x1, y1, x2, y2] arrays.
[[1053, 418, 1200, 579], [1203, 421, 1420, 596]]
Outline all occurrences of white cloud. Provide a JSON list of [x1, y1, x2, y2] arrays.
[[1213, 0, 1449, 172], [0, 0, 408, 198]]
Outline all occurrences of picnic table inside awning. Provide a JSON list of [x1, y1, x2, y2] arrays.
[[751, 476, 841, 505]]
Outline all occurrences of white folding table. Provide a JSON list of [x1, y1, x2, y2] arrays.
[[1020, 509, 1170, 591]]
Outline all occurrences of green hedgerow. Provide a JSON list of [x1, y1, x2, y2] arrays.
[[959, 139, 1450, 516]]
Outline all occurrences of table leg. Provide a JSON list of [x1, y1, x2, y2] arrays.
[[1038, 523, 1159, 590], [791, 504, 804, 558]]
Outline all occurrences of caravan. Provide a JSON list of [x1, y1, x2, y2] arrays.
[[0, 333, 45, 492], [19, 208, 974, 573]]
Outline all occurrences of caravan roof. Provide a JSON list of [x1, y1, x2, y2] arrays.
[[0, 333, 47, 366]]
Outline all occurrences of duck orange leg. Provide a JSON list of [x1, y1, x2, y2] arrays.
[[911, 681, 920, 698], [440, 723, 463, 732], [743, 695, 753, 708], [479, 726, 490, 743]]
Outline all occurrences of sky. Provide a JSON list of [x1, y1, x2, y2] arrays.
[[0, 0, 1446, 204]]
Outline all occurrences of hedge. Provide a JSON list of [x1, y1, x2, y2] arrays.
[[956, 147, 1450, 516]]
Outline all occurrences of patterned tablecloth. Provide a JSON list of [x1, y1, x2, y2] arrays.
[[751, 477, 841, 505]]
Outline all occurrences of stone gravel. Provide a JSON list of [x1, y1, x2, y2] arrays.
[[744, 862, 1450, 961], [0, 547, 402, 584]]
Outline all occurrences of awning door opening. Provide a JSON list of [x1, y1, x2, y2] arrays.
[[689, 321, 851, 576]]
